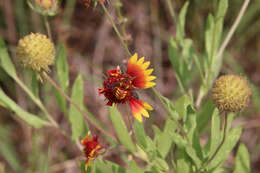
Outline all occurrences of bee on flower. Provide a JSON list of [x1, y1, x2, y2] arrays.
[[99, 53, 156, 122], [81, 132, 103, 169]]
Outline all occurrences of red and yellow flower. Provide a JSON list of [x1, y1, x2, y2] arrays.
[[81, 132, 103, 169], [99, 53, 156, 122]]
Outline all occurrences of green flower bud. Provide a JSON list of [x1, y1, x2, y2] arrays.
[[17, 33, 55, 74], [27, 0, 59, 16], [212, 74, 251, 112]]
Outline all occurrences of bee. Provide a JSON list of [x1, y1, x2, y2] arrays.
[[114, 87, 128, 100]]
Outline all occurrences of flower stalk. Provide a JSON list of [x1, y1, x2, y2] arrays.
[[43, 72, 117, 142], [198, 112, 228, 172], [99, 0, 131, 57]]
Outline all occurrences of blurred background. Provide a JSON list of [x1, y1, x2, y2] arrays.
[[0, 0, 260, 172]]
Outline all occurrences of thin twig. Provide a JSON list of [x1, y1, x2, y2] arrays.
[[44, 16, 53, 40], [198, 112, 228, 172], [99, 1, 132, 57], [43, 73, 117, 142], [216, 0, 250, 59]]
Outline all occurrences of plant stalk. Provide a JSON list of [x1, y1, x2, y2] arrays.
[[43, 73, 117, 142], [198, 112, 228, 172], [99, 1, 131, 57]]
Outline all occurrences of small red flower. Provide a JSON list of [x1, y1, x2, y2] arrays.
[[99, 53, 156, 122], [81, 132, 103, 169]]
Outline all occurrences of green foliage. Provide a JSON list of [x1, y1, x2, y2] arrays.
[[0, 0, 256, 172], [0, 37, 17, 78], [69, 74, 88, 141], [234, 143, 251, 173], [0, 88, 49, 128], [54, 44, 69, 114], [109, 106, 136, 153], [0, 126, 21, 172]]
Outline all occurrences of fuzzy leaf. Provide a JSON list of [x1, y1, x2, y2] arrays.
[[0, 126, 21, 172], [69, 75, 87, 141], [234, 143, 251, 173], [209, 125, 242, 170], [176, 148, 193, 173], [173, 94, 192, 121], [208, 109, 221, 156], [55, 44, 69, 114], [176, 1, 190, 43], [0, 88, 49, 128], [0, 37, 17, 78], [197, 100, 215, 132], [109, 107, 136, 153], [134, 120, 147, 149]]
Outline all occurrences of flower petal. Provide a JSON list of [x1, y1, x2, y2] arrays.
[[129, 98, 153, 122], [127, 54, 156, 89]]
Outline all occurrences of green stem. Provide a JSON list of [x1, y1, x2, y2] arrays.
[[198, 112, 228, 172], [165, 0, 177, 25], [152, 87, 190, 143], [43, 16, 52, 40], [13, 75, 58, 128], [99, 1, 132, 57]]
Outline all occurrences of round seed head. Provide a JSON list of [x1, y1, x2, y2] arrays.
[[212, 74, 251, 112], [17, 33, 55, 73]]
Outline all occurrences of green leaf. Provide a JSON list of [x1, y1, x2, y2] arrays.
[[31, 72, 39, 97], [154, 119, 178, 159], [209, 125, 242, 170], [168, 37, 186, 93], [154, 158, 169, 172], [176, 148, 193, 173], [127, 160, 144, 173], [69, 75, 87, 141], [184, 106, 203, 167], [208, 109, 221, 156], [134, 120, 147, 149], [169, 37, 180, 75], [171, 132, 187, 148], [0, 126, 21, 172], [176, 1, 189, 43], [159, 94, 180, 120], [205, 0, 228, 85], [55, 44, 69, 114], [205, 14, 215, 63], [109, 107, 136, 153], [0, 88, 49, 128], [103, 160, 127, 173], [0, 36, 17, 78], [197, 100, 215, 132], [173, 95, 192, 121], [233, 143, 250, 173]]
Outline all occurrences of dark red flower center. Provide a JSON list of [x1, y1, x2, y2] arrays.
[[99, 69, 136, 106]]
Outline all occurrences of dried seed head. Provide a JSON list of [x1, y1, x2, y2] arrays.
[[212, 74, 251, 112], [17, 33, 55, 73]]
